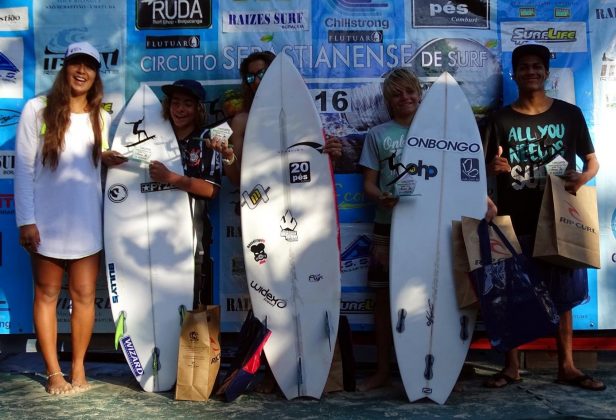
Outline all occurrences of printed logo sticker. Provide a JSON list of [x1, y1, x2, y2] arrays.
[[241, 184, 270, 209], [280, 210, 298, 242], [249, 280, 287, 308], [140, 182, 177, 193], [308, 274, 323, 282], [460, 158, 480, 181], [107, 263, 119, 303], [247, 239, 268, 264], [289, 161, 311, 184], [120, 336, 144, 378], [107, 184, 128, 203]]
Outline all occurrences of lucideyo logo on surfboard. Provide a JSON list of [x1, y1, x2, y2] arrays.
[[249, 281, 288, 308], [460, 158, 480, 182], [247, 239, 268, 264], [120, 336, 144, 378]]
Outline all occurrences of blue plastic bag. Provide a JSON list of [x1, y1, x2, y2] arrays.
[[470, 219, 560, 352]]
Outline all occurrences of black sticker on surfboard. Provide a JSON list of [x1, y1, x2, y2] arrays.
[[280, 210, 298, 242], [107, 184, 128, 203], [289, 161, 311, 183], [460, 158, 480, 181]]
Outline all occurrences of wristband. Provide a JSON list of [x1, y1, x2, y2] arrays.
[[223, 153, 237, 166]]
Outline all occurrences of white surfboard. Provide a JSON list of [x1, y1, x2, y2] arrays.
[[240, 53, 341, 399], [104, 84, 194, 392], [389, 72, 485, 404]]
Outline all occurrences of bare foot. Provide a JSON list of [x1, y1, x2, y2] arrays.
[[357, 372, 391, 392], [70, 365, 91, 393], [46, 372, 75, 395]]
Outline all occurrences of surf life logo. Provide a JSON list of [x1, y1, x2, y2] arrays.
[[0, 150, 15, 179], [411, 0, 489, 29], [120, 336, 145, 378], [107, 184, 128, 203], [140, 182, 178, 193], [249, 280, 287, 308], [107, 263, 120, 303], [501, 21, 587, 53], [280, 210, 298, 242], [0, 51, 18, 84], [560, 201, 596, 234], [241, 184, 270, 209], [460, 158, 480, 182], [137, 0, 212, 29], [341, 298, 374, 314], [289, 161, 311, 184], [506, 123, 565, 191], [248, 239, 268, 264]]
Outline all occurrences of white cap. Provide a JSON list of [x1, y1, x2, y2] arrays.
[[64, 41, 101, 68]]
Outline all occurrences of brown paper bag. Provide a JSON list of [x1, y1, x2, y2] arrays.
[[451, 220, 478, 309], [175, 305, 221, 401], [533, 175, 600, 269], [461, 215, 522, 271]]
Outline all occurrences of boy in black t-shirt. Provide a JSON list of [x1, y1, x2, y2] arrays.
[[483, 44, 604, 391]]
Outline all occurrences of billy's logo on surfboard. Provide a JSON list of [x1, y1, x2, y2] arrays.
[[247, 239, 268, 264], [242, 184, 270, 209], [108, 263, 120, 303], [249, 281, 288, 308], [120, 336, 144, 378]]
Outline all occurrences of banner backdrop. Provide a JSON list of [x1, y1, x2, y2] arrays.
[[0, 1, 614, 333]]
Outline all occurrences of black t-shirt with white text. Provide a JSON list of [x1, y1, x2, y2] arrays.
[[483, 99, 594, 235]]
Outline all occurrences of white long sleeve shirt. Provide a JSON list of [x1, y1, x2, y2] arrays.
[[14, 96, 110, 259]]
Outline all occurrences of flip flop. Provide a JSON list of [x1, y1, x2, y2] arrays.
[[483, 372, 523, 388], [555, 375, 606, 391]]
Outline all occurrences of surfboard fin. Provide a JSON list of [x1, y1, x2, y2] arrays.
[[297, 356, 303, 396], [325, 311, 332, 351], [424, 354, 434, 380], [114, 311, 126, 350], [396, 309, 407, 333], [460, 315, 469, 341], [179, 305, 187, 326], [152, 347, 161, 376]]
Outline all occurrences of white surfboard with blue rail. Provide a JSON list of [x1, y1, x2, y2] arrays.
[[104, 84, 194, 392], [390, 72, 485, 404], [240, 53, 341, 399]]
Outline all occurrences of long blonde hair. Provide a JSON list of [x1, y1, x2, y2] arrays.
[[42, 65, 104, 169]]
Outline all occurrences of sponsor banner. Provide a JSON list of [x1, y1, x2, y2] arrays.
[[590, 0, 616, 329], [33, 0, 125, 123], [411, 0, 490, 29], [222, 9, 310, 33], [334, 174, 375, 223], [0, 150, 14, 179], [0, 7, 29, 32], [57, 261, 114, 333], [136, 0, 212, 29], [0, 180, 33, 334], [340, 291, 375, 331], [340, 223, 372, 288], [500, 21, 588, 53], [0, 37, 23, 99]]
